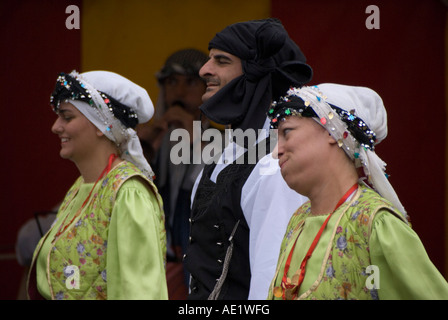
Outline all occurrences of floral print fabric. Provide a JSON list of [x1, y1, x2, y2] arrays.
[[269, 185, 405, 300]]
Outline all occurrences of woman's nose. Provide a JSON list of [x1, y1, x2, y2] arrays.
[[51, 117, 62, 134], [272, 140, 284, 160], [272, 145, 278, 159], [272, 143, 279, 159]]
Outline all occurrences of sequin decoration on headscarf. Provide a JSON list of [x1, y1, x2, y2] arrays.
[[268, 84, 408, 220], [50, 70, 156, 181], [51, 72, 139, 129], [200, 18, 313, 133]]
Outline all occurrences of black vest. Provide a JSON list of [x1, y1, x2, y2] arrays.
[[184, 139, 270, 300]]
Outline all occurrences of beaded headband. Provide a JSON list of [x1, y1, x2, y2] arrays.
[[269, 86, 377, 152], [50, 71, 155, 181], [268, 85, 408, 220], [50, 72, 139, 129]]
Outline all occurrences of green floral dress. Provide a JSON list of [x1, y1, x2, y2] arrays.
[[28, 161, 167, 300], [268, 185, 448, 300]]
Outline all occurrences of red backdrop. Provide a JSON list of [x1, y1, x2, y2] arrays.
[[0, 0, 446, 300], [0, 0, 81, 299], [272, 0, 447, 275]]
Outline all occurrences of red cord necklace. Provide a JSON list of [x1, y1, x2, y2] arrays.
[[54, 154, 118, 239], [273, 183, 358, 300]]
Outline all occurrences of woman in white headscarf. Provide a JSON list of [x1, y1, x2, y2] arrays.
[[27, 71, 167, 300], [267, 84, 448, 300]]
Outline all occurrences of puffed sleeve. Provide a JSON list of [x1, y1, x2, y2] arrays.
[[107, 177, 168, 300], [370, 210, 448, 300]]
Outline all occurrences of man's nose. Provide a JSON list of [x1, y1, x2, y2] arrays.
[[199, 59, 213, 78]]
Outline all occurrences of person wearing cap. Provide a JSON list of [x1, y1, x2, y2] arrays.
[[138, 49, 208, 279], [267, 84, 448, 300], [183, 18, 313, 300], [27, 71, 168, 300], [139, 49, 208, 161]]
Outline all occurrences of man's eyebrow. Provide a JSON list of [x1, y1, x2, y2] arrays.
[[212, 54, 233, 62]]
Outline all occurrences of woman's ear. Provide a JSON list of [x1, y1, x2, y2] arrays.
[[96, 128, 105, 137], [327, 132, 338, 145]]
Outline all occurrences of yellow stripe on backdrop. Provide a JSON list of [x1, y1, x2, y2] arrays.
[[81, 0, 270, 111]]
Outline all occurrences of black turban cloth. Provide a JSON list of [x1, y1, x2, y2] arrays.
[[199, 18, 313, 133]]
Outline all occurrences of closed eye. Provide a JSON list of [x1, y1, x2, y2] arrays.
[[57, 109, 74, 122], [213, 54, 233, 65], [282, 127, 293, 136]]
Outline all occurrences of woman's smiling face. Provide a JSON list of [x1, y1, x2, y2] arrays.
[[274, 116, 331, 193], [51, 102, 101, 163]]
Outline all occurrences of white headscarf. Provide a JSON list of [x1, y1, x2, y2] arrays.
[[282, 84, 408, 220], [65, 70, 155, 180]]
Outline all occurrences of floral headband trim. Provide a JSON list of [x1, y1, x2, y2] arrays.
[[268, 86, 377, 152], [50, 72, 139, 129], [268, 85, 408, 220]]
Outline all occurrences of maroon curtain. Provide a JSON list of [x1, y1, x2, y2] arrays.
[[272, 0, 446, 275], [0, 0, 81, 299]]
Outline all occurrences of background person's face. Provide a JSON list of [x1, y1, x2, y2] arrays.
[[163, 74, 206, 117]]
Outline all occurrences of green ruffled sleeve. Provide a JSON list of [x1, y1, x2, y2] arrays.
[[370, 210, 448, 300], [107, 177, 168, 300]]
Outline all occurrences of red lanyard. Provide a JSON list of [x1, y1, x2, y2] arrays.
[[275, 183, 358, 299], [54, 154, 118, 239]]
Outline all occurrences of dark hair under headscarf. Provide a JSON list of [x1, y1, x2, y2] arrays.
[[199, 18, 313, 132]]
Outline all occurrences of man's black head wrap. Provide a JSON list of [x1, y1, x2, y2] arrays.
[[200, 18, 313, 132]]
